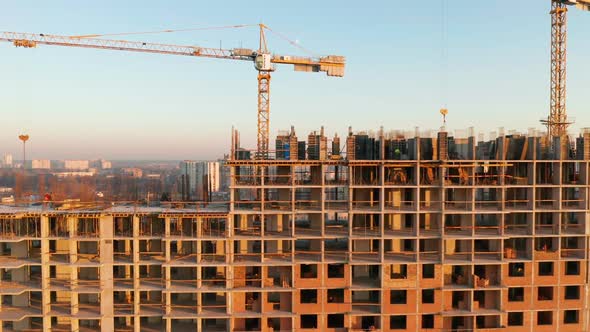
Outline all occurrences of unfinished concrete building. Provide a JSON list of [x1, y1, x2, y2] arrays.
[[0, 126, 588, 331], [227, 126, 590, 332]]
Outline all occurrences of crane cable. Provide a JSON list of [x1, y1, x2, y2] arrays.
[[68, 24, 257, 39], [440, 0, 449, 125], [441, 0, 448, 108], [261, 25, 318, 57], [67, 23, 321, 57]]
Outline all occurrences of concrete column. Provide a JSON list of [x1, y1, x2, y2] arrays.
[[132, 215, 141, 332], [166, 317, 171, 332], [100, 216, 114, 332], [69, 217, 78, 325], [41, 216, 51, 332]]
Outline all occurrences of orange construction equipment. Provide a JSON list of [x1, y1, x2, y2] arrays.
[[0, 24, 345, 159]]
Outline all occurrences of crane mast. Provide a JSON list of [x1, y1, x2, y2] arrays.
[[544, 0, 570, 138], [256, 25, 272, 159], [542, 0, 590, 138]]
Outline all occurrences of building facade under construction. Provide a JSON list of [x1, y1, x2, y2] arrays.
[[0, 126, 589, 331]]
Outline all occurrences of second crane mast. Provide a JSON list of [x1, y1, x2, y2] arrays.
[[1, 24, 346, 158], [542, 0, 589, 138]]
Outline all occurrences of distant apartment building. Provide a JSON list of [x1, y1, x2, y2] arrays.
[[64, 160, 90, 170], [121, 167, 143, 178], [2, 153, 12, 168], [219, 156, 231, 193], [27, 159, 51, 169], [52, 171, 96, 178], [50, 160, 64, 169], [91, 159, 112, 170], [179, 160, 221, 201]]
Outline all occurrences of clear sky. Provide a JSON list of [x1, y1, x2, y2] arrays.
[[1, 0, 589, 160]]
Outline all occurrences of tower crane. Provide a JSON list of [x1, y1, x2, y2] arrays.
[[0, 24, 345, 158], [541, 0, 589, 138]]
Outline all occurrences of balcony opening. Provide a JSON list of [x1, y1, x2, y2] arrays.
[[325, 212, 348, 235], [352, 265, 380, 287], [266, 292, 280, 311], [508, 312, 524, 326], [352, 290, 380, 305], [562, 237, 584, 258], [300, 314, 317, 329], [390, 315, 407, 330], [138, 216, 164, 236], [295, 239, 321, 260], [351, 213, 381, 237], [420, 239, 440, 260], [202, 319, 228, 331], [391, 264, 407, 279], [295, 188, 321, 210], [537, 311, 553, 325], [327, 314, 344, 328], [566, 261, 580, 275], [233, 214, 261, 236], [244, 318, 260, 331], [244, 292, 260, 312], [359, 316, 379, 330], [201, 292, 226, 312], [139, 265, 161, 279], [564, 310, 579, 324], [79, 320, 100, 328], [324, 165, 348, 185], [300, 289, 317, 304], [403, 239, 413, 251], [565, 286, 580, 300], [49, 216, 69, 237], [451, 316, 467, 330], [473, 290, 486, 307], [77, 218, 99, 237], [170, 217, 199, 237], [300, 264, 317, 278], [422, 314, 434, 329], [422, 264, 435, 278], [266, 266, 291, 288], [508, 287, 524, 302], [452, 291, 466, 310], [504, 238, 528, 259], [538, 262, 553, 276], [113, 292, 134, 319], [202, 266, 225, 288], [508, 263, 524, 277], [422, 289, 435, 304], [535, 237, 556, 251], [325, 238, 348, 255], [390, 290, 407, 305], [473, 264, 499, 287], [328, 264, 344, 278], [267, 317, 289, 331], [327, 289, 344, 303], [450, 265, 468, 285]]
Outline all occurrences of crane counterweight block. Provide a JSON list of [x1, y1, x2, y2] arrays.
[[13, 39, 37, 48]]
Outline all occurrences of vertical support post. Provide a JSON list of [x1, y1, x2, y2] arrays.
[[100, 216, 114, 332]]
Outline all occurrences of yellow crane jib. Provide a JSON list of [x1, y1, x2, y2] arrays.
[[0, 26, 345, 159]]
